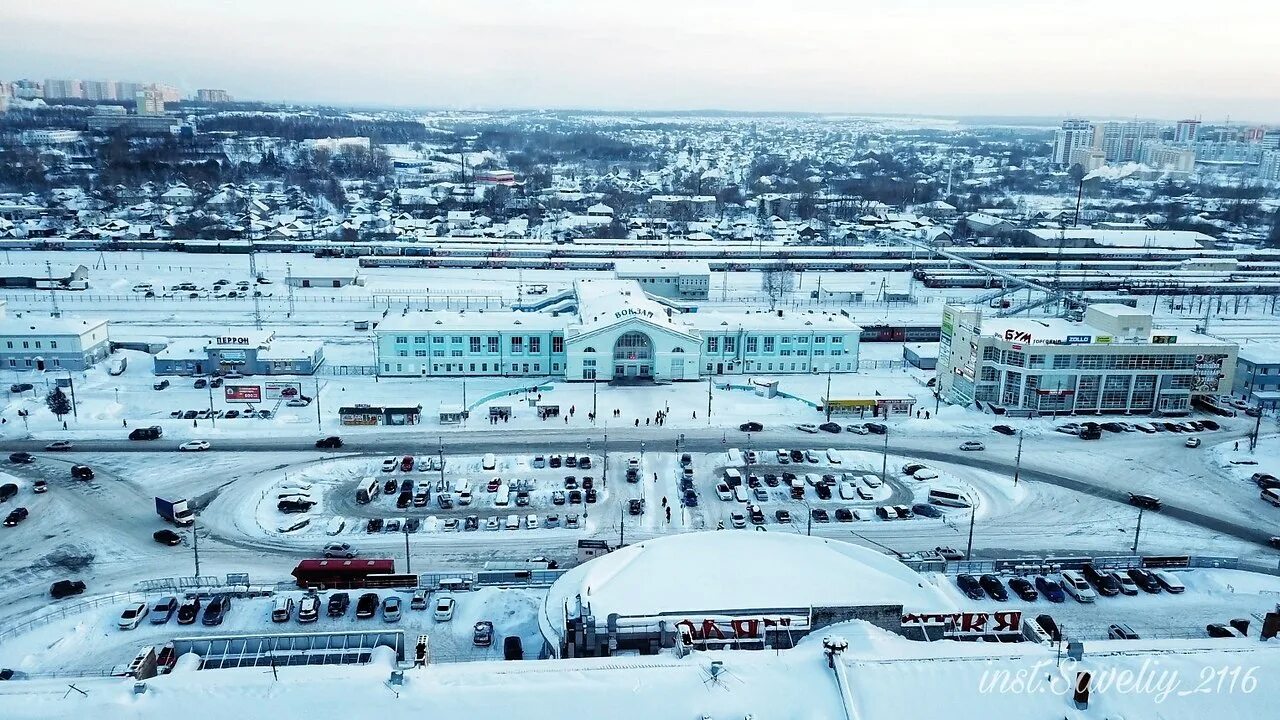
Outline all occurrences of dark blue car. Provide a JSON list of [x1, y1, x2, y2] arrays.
[[202, 594, 231, 625], [1034, 576, 1065, 603]]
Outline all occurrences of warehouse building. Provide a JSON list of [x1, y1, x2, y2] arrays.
[[936, 304, 1236, 416], [374, 279, 860, 380], [1233, 343, 1280, 410], [154, 331, 324, 376]]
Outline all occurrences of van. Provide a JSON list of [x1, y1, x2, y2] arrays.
[[505, 514, 520, 530], [723, 469, 743, 487], [1060, 570, 1097, 603], [271, 596, 295, 622], [1262, 488, 1280, 507], [108, 356, 128, 375], [355, 477, 379, 504], [928, 488, 972, 508], [482, 453, 497, 471], [494, 485, 510, 506]]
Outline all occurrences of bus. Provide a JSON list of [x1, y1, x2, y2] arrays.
[[291, 559, 397, 589], [928, 487, 972, 508]]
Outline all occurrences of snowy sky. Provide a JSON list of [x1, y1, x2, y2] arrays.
[[5, 0, 1278, 120]]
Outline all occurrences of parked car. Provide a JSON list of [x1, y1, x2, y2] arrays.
[[739, 421, 764, 432], [1206, 623, 1245, 638], [382, 596, 402, 622], [1036, 614, 1062, 641], [1060, 570, 1097, 603], [796, 424, 819, 433], [1034, 576, 1066, 603], [1184, 437, 1201, 448], [503, 635, 524, 661], [979, 574, 1009, 601], [1126, 568, 1161, 593], [355, 592, 380, 619], [992, 425, 1016, 436], [298, 594, 320, 623], [473, 620, 494, 646], [177, 596, 202, 624], [934, 546, 965, 561], [432, 595, 456, 621], [8, 452, 34, 464], [819, 422, 842, 434], [864, 423, 888, 434], [150, 596, 179, 625], [810, 508, 829, 523], [71, 464, 94, 480], [1104, 623, 1140, 640], [955, 574, 985, 600], [202, 594, 231, 625], [1082, 564, 1121, 596], [45, 441, 73, 452], [1152, 570, 1185, 593], [911, 503, 942, 518], [774, 509, 792, 523], [315, 436, 343, 449], [1108, 571, 1139, 596], [117, 602, 150, 630], [178, 440, 211, 452], [1008, 577, 1038, 601], [834, 507, 855, 522], [153, 380, 170, 390], [327, 592, 351, 617], [271, 596, 295, 623]]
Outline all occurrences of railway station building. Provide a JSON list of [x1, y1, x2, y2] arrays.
[[936, 304, 1237, 416], [374, 279, 861, 381]]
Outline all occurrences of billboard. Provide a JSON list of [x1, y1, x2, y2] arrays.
[[224, 384, 262, 403], [264, 381, 303, 400], [901, 610, 1023, 638]]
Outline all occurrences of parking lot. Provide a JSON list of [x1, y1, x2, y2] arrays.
[[0, 585, 547, 674], [930, 566, 1280, 642]]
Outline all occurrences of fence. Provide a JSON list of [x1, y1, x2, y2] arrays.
[[466, 380, 555, 412], [0, 590, 149, 646], [904, 554, 1259, 577]]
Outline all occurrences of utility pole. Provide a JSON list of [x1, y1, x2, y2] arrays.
[[602, 434, 608, 488], [192, 514, 201, 577], [286, 262, 295, 316], [824, 368, 833, 421], [207, 380, 215, 428], [592, 378, 597, 425], [619, 501, 625, 547], [46, 261, 61, 317], [880, 429, 890, 487], [65, 373, 78, 419], [438, 436, 445, 486], [315, 379, 323, 431], [706, 376, 713, 421], [1013, 430, 1023, 486], [965, 505, 976, 560], [1131, 507, 1145, 554], [404, 526, 412, 573], [1250, 411, 1263, 452]]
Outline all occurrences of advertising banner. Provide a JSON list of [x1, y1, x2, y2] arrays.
[[224, 384, 262, 403], [264, 381, 302, 400]]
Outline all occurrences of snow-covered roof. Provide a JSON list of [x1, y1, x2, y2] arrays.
[[1023, 228, 1210, 249], [1238, 342, 1280, 366], [375, 311, 564, 333], [544, 532, 951, 638], [0, 316, 108, 337]]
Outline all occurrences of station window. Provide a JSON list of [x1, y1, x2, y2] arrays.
[[552, 336, 564, 353]]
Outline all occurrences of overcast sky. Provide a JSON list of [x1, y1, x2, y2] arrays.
[[5, 0, 1278, 121]]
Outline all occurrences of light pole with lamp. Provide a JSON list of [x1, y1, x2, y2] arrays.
[[879, 428, 890, 487], [1131, 507, 1146, 554], [965, 494, 981, 560]]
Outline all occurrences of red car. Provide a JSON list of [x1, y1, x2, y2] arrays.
[[487, 478, 502, 492], [400, 456, 414, 472]]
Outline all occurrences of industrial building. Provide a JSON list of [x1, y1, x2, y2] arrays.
[[1234, 343, 1280, 410], [153, 331, 324, 376], [375, 279, 860, 381], [613, 260, 710, 300], [936, 304, 1237, 416]]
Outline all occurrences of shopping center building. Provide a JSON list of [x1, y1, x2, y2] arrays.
[[936, 304, 1237, 415], [374, 279, 861, 381]]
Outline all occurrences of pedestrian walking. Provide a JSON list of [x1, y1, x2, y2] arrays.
[[62, 420, 67, 429], [693, 411, 697, 419], [1234, 441, 1239, 451], [564, 415, 569, 424], [570, 405, 575, 416], [645, 418, 650, 426], [123, 419, 128, 427]]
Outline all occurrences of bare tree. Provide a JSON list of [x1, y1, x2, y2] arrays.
[[761, 263, 795, 310]]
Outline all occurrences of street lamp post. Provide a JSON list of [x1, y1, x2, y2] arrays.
[[824, 367, 833, 421], [706, 376, 713, 422], [879, 429, 890, 487], [965, 502, 977, 560], [404, 526, 412, 573], [602, 434, 608, 488], [1013, 430, 1023, 486], [1131, 507, 1145, 554], [438, 436, 445, 486]]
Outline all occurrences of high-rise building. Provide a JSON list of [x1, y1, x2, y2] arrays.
[[1259, 151, 1280, 182], [115, 82, 143, 102], [196, 89, 232, 103], [1052, 119, 1094, 166], [82, 80, 116, 101], [0, 94, 9, 114], [12, 80, 42, 99], [1262, 130, 1280, 150], [151, 83, 180, 103], [136, 89, 165, 116], [1138, 141, 1196, 173], [1194, 141, 1264, 164], [1174, 119, 1200, 144], [43, 78, 84, 99], [1094, 121, 1162, 162]]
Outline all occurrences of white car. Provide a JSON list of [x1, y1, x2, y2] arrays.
[[715, 482, 733, 501], [532, 455, 546, 469], [433, 596, 456, 621], [484, 517, 500, 531], [826, 449, 842, 464], [959, 441, 985, 452], [730, 512, 747, 529], [298, 594, 320, 623], [797, 424, 819, 434], [179, 440, 210, 451], [323, 542, 357, 558], [838, 482, 857, 500], [482, 453, 497, 470], [913, 468, 940, 481], [857, 486, 874, 501], [381, 457, 398, 472], [861, 474, 883, 489], [1184, 437, 1201, 448], [844, 424, 869, 435], [382, 596, 402, 623], [118, 602, 149, 630], [525, 513, 539, 529]]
